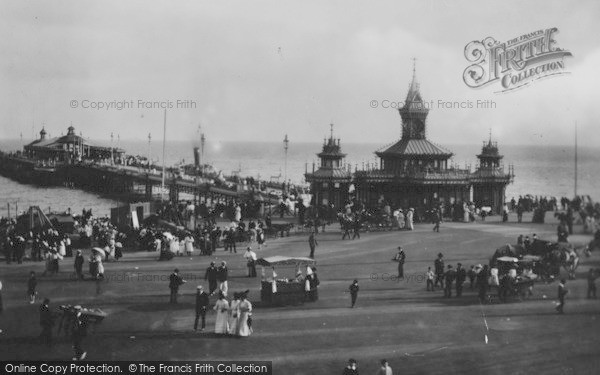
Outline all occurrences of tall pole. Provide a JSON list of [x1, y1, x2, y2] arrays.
[[283, 134, 289, 185], [110, 132, 114, 165], [574, 122, 578, 197], [147, 133, 151, 170], [201, 132, 206, 175], [161, 109, 167, 202]]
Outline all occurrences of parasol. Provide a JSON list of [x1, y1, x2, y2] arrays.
[[92, 247, 106, 258], [496, 256, 518, 263]]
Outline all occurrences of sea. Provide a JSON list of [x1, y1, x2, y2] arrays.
[[0, 139, 598, 218]]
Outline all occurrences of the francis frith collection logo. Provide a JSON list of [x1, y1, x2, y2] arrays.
[[463, 27, 572, 92]]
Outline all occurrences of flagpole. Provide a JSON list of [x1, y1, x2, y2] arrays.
[[574, 122, 577, 198], [161, 109, 167, 202]]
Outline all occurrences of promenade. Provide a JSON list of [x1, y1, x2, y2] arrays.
[[0, 215, 598, 374]]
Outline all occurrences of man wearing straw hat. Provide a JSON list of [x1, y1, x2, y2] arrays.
[[194, 285, 210, 332]]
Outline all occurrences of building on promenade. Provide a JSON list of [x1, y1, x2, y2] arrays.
[[305, 67, 514, 217], [304, 125, 353, 210], [471, 137, 514, 212]]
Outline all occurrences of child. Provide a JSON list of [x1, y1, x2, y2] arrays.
[[426, 267, 434, 291], [349, 279, 359, 308], [27, 271, 37, 304]]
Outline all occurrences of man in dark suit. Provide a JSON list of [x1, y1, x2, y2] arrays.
[[217, 261, 229, 296], [74, 250, 85, 280], [444, 265, 456, 298], [455, 263, 467, 297], [210, 227, 221, 253], [433, 208, 442, 232], [395, 247, 406, 279], [39, 298, 54, 347], [556, 279, 568, 314], [169, 269, 185, 304], [352, 218, 361, 240], [204, 262, 218, 296], [308, 231, 318, 258], [194, 285, 210, 331], [434, 253, 445, 290]]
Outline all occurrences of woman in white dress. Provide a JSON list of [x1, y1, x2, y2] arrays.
[[58, 240, 66, 257], [184, 235, 194, 256], [237, 292, 253, 337], [228, 293, 240, 336], [406, 208, 414, 230], [213, 293, 229, 334]]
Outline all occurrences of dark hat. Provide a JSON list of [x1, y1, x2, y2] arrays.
[[348, 359, 357, 364], [457, 263, 462, 266], [210, 261, 215, 266], [438, 253, 443, 258], [174, 268, 179, 273]]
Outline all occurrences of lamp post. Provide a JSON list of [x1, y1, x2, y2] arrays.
[[110, 132, 114, 165], [147, 133, 151, 170], [283, 134, 289, 187]]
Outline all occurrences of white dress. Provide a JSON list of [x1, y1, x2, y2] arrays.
[[214, 299, 229, 334], [185, 237, 194, 253], [238, 299, 253, 337], [228, 300, 240, 335]]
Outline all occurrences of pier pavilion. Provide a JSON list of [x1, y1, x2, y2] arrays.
[[23, 125, 124, 162], [306, 68, 514, 216], [304, 125, 353, 209]]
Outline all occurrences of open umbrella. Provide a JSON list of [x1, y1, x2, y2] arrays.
[[92, 247, 106, 258]]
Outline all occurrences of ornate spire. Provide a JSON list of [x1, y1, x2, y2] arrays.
[[399, 59, 428, 140], [406, 57, 422, 103]]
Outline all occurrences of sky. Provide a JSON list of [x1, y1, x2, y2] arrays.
[[1, 0, 599, 147]]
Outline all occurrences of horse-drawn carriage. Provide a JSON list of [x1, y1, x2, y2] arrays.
[[486, 256, 536, 302], [491, 239, 580, 282], [338, 209, 396, 233], [265, 221, 295, 238], [485, 237, 584, 303]]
